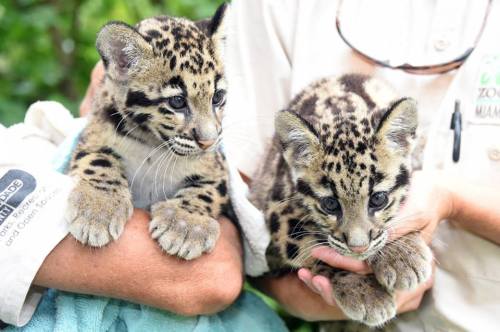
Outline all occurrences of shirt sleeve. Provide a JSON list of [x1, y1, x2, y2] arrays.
[[0, 102, 81, 327], [0, 166, 73, 326], [223, 0, 298, 177]]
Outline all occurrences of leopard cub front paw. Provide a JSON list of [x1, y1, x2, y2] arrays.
[[150, 201, 220, 260], [66, 180, 133, 247], [332, 272, 396, 327], [369, 234, 433, 291]]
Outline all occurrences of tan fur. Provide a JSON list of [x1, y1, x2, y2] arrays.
[[250, 74, 433, 326], [66, 4, 233, 261]]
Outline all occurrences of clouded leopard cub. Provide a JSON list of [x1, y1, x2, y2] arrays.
[[66, 4, 231, 260], [250, 74, 433, 326]]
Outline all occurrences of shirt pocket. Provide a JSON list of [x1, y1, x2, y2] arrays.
[[457, 121, 500, 184]]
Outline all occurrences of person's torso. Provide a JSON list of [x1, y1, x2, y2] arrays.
[[225, 0, 500, 330]]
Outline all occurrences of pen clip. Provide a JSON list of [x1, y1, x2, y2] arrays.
[[450, 100, 462, 163]]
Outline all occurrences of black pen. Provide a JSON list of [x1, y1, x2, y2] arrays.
[[450, 100, 462, 163]]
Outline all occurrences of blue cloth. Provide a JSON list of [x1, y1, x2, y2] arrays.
[[6, 290, 287, 332], [50, 117, 86, 173], [6, 120, 287, 332]]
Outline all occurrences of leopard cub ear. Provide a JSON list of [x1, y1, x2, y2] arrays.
[[96, 21, 153, 80], [209, 3, 229, 39], [208, 3, 229, 57], [275, 110, 321, 169], [375, 97, 418, 154]]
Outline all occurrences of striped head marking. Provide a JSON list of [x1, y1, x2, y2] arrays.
[[276, 94, 417, 259], [96, 3, 229, 156]]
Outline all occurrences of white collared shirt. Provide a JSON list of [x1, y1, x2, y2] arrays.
[[224, 0, 500, 330]]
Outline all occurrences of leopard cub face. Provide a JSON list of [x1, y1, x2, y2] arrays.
[[96, 4, 228, 156], [275, 76, 418, 260]]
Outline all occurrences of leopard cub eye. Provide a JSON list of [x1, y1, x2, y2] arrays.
[[212, 89, 226, 106], [369, 191, 388, 210], [320, 197, 340, 215], [168, 96, 186, 110]]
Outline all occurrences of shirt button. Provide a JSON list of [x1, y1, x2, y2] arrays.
[[488, 148, 500, 161], [434, 38, 450, 52]]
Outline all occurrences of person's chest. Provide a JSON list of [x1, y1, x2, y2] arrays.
[[289, 0, 500, 179], [289, 0, 456, 134]]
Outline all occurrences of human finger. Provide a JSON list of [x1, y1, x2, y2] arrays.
[[395, 266, 434, 313], [310, 274, 336, 306], [80, 61, 105, 116], [298, 268, 321, 294], [311, 246, 372, 274]]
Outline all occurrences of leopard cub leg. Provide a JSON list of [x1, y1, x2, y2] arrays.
[[66, 147, 133, 247], [315, 267, 396, 327], [320, 320, 389, 332], [368, 232, 433, 292], [151, 200, 220, 260], [150, 176, 228, 260]]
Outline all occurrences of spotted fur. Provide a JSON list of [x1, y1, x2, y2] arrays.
[[66, 4, 232, 260], [250, 74, 433, 326]]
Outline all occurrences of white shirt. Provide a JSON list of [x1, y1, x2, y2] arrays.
[[224, 0, 500, 331], [0, 102, 83, 326]]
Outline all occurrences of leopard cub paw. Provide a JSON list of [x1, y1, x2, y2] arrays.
[[66, 180, 133, 247], [370, 234, 433, 291], [332, 272, 396, 327], [150, 201, 220, 260]]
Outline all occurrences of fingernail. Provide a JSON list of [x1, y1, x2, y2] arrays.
[[312, 280, 335, 305], [311, 279, 323, 294]]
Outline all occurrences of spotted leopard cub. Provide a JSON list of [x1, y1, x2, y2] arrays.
[[66, 4, 231, 260], [250, 74, 433, 326]]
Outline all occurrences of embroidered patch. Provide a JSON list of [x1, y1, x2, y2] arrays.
[[472, 54, 500, 125], [0, 170, 36, 226]]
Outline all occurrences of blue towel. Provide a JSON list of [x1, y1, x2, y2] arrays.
[[5, 290, 287, 332], [6, 120, 287, 332]]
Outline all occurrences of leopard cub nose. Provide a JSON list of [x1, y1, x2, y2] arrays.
[[192, 128, 216, 150], [348, 245, 369, 254], [196, 139, 215, 150], [342, 231, 370, 254]]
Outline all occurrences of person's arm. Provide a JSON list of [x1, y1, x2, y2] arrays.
[[437, 173, 500, 244], [253, 233, 432, 321], [29, 61, 244, 316], [389, 170, 500, 244], [34, 211, 243, 316], [253, 269, 433, 322]]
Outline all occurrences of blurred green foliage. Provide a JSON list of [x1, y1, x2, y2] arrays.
[[0, 0, 224, 126]]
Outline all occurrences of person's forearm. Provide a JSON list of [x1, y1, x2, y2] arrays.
[[251, 274, 346, 321], [447, 181, 500, 244], [34, 210, 244, 315]]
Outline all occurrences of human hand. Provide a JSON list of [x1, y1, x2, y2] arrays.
[[79, 61, 105, 116], [288, 170, 446, 320], [35, 210, 243, 315], [297, 263, 434, 317], [255, 265, 433, 322], [253, 272, 347, 321], [388, 170, 453, 243], [297, 244, 433, 319], [304, 170, 455, 264]]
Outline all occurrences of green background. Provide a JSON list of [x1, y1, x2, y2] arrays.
[[0, 0, 224, 126]]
